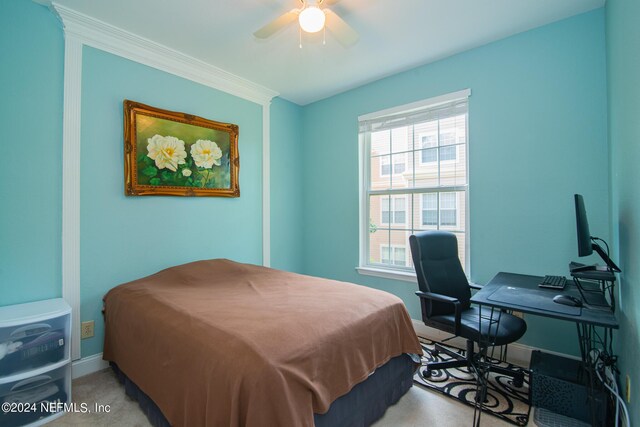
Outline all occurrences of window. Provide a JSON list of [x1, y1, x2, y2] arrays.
[[380, 154, 406, 176], [440, 192, 457, 226], [419, 134, 438, 163], [381, 245, 407, 266], [440, 145, 456, 162], [421, 194, 437, 226], [381, 196, 406, 225], [359, 90, 470, 276], [422, 193, 458, 227], [419, 130, 457, 164]]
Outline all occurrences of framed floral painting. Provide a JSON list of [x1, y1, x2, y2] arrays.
[[123, 100, 239, 197]]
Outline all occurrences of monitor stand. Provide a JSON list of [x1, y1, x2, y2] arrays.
[[569, 266, 615, 311], [570, 261, 611, 273], [570, 262, 616, 282]]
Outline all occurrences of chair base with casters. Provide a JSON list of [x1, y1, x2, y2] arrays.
[[421, 338, 525, 388]]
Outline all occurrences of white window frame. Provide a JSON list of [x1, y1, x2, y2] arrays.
[[438, 141, 458, 163], [420, 192, 459, 228], [357, 89, 471, 282], [418, 132, 438, 165], [439, 192, 458, 227], [380, 195, 407, 226], [379, 153, 407, 177], [418, 131, 458, 166], [380, 244, 407, 267], [420, 193, 438, 227], [379, 156, 391, 176]]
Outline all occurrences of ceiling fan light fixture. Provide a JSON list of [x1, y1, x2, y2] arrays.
[[298, 5, 325, 33]]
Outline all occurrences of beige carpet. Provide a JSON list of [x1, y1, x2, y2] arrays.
[[47, 368, 522, 427]]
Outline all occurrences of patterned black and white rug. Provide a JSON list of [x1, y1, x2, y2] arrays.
[[413, 338, 531, 426]]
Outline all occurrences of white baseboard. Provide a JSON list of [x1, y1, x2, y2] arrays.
[[72, 353, 109, 379], [411, 319, 577, 368]]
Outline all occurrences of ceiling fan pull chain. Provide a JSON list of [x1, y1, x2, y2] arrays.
[[323, 25, 326, 45], [299, 26, 303, 49]]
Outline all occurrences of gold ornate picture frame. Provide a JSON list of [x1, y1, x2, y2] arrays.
[[124, 100, 239, 197]]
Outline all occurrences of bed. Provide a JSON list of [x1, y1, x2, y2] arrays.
[[102, 259, 422, 426]]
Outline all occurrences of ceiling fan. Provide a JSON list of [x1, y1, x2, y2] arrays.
[[253, 0, 359, 47]]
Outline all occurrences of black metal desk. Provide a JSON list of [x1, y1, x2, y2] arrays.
[[473, 272, 618, 328], [470, 272, 618, 426]]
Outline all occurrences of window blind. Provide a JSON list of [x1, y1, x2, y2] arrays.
[[359, 99, 468, 133]]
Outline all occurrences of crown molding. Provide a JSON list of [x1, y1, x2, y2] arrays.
[[47, 2, 279, 106]]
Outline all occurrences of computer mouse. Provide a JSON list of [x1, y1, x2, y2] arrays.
[[553, 294, 583, 307]]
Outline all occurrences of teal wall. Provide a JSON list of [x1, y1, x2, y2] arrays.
[[0, 2, 304, 358], [607, 0, 640, 424], [79, 47, 265, 356], [0, 0, 63, 306], [0, 0, 304, 359], [2, 1, 635, 392], [300, 10, 608, 355], [270, 97, 304, 273]]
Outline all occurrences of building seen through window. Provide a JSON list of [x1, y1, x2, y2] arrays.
[[360, 92, 469, 274]]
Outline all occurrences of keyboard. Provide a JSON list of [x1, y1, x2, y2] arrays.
[[538, 275, 566, 290]]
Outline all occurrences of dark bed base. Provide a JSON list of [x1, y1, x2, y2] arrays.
[[110, 353, 416, 427]]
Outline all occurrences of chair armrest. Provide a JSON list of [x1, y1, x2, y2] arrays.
[[415, 291, 459, 304], [469, 282, 483, 290], [415, 291, 462, 336]]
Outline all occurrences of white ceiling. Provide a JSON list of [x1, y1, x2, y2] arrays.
[[52, 0, 605, 105]]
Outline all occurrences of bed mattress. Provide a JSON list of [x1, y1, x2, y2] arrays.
[[103, 259, 421, 426]]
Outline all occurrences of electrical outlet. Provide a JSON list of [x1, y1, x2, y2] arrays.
[[626, 375, 631, 403], [81, 320, 94, 339]]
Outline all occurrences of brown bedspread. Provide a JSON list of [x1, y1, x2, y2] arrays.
[[103, 259, 421, 427]]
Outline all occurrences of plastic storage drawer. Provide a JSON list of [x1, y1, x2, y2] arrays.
[[0, 363, 70, 426], [0, 314, 70, 377]]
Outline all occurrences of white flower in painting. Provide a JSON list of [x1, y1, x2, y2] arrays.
[[146, 135, 187, 172], [182, 169, 192, 177], [190, 139, 222, 169]]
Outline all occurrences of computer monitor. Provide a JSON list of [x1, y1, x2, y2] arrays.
[[574, 194, 621, 272], [575, 194, 592, 257]]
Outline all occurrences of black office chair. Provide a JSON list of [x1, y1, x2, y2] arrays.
[[409, 230, 527, 386]]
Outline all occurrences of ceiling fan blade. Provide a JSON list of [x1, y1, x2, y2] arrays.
[[253, 9, 300, 39], [324, 9, 359, 47], [323, 0, 342, 5]]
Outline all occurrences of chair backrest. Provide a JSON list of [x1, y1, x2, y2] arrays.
[[409, 230, 471, 317]]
